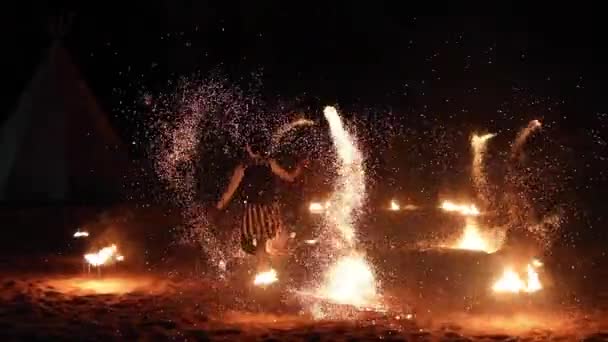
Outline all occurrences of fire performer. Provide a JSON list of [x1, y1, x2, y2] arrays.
[[216, 133, 308, 270]]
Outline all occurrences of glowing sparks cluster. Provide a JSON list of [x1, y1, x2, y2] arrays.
[[322, 106, 365, 245], [253, 268, 278, 286], [84, 244, 124, 267], [493, 261, 542, 294], [317, 253, 377, 307], [440, 200, 481, 216]]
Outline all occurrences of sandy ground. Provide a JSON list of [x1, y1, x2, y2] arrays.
[[2, 267, 608, 341]]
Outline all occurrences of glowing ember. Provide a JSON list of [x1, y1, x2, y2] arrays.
[[309, 201, 330, 214], [253, 269, 278, 286], [493, 262, 542, 294], [304, 239, 318, 245], [389, 199, 400, 211], [317, 253, 378, 307], [73, 230, 89, 238], [84, 244, 123, 267], [440, 200, 481, 216]]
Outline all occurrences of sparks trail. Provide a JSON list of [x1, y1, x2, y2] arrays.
[[270, 118, 315, 153], [322, 106, 365, 247], [302, 106, 380, 317], [511, 119, 542, 161], [471, 133, 496, 208]]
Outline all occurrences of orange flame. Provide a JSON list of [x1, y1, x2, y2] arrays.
[[493, 261, 542, 293], [84, 244, 124, 266], [440, 200, 481, 216], [449, 217, 504, 253]]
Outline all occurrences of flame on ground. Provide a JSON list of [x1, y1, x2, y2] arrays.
[[84, 244, 124, 267], [317, 253, 378, 308], [493, 262, 542, 294], [451, 217, 504, 253], [440, 200, 481, 216], [253, 269, 278, 286]]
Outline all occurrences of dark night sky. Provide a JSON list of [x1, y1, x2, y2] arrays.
[[2, 4, 607, 240]]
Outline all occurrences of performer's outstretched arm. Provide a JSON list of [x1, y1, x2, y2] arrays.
[[216, 164, 246, 209], [269, 159, 304, 182]]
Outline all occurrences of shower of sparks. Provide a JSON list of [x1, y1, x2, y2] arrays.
[[322, 106, 365, 246], [310, 106, 379, 311], [471, 132, 496, 206], [440, 200, 481, 216]]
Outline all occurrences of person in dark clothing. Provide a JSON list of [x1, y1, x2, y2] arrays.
[[216, 134, 307, 270]]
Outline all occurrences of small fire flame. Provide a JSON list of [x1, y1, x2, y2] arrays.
[[253, 268, 278, 286], [84, 244, 124, 267], [493, 261, 542, 294], [440, 200, 481, 216], [73, 230, 89, 238], [455, 221, 491, 252], [317, 253, 378, 307], [389, 199, 400, 211]]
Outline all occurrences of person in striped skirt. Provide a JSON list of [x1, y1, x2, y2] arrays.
[[216, 134, 307, 270]]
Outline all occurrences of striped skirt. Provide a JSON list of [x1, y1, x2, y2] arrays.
[[241, 202, 284, 254]]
